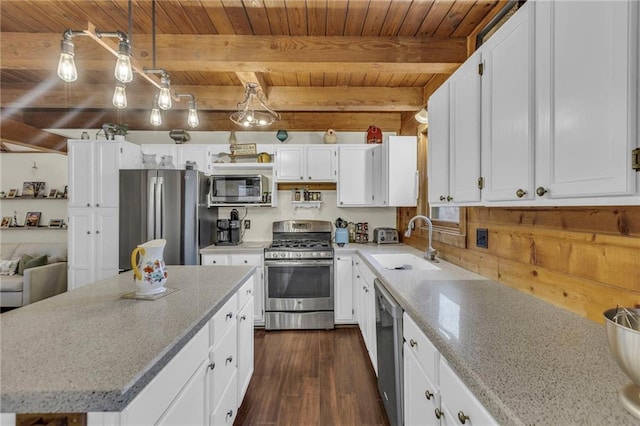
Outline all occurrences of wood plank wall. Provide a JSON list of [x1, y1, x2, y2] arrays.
[[398, 112, 640, 325]]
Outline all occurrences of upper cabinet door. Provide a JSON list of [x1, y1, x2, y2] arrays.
[[306, 146, 337, 181], [275, 146, 304, 181], [68, 142, 94, 207], [449, 51, 482, 204], [385, 136, 418, 207], [337, 145, 376, 206], [535, 0, 639, 199], [482, 2, 535, 202], [427, 83, 451, 205]]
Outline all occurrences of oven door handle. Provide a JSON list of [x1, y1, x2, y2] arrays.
[[264, 260, 335, 267]]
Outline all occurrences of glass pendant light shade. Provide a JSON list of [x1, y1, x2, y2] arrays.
[[114, 40, 133, 83], [158, 74, 172, 110], [414, 108, 428, 124], [113, 84, 127, 109], [187, 100, 199, 128], [57, 38, 77, 82]]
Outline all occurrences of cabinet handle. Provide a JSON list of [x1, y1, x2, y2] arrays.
[[516, 189, 527, 198], [95, 203, 100, 207], [409, 339, 417, 348], [226, 410, 233, 419], [458, 411, 470, 424], [86, 203, 90, 207], [240, 315, 247, 321], [424, 390, 433, 400], [226, 312, 233, 320], [246, 289, 252, 295], [96, 230, 100, 234], [439, 195, 446, 201], [536, 186, 548, 196], [340, 201, 344, 205], [446, 196, 453, 202], [300, 176, 304, 180], [212, 260, 216, 264], [435, 408, 444, 419], [244, 260, 248, 264], [208, 362, 215, 370], [87, 231, 91, 235], [226, 355, 233, 365]]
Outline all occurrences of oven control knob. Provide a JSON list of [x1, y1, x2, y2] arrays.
[[296, 252, 302, 258], [313, 252, 318, 257]]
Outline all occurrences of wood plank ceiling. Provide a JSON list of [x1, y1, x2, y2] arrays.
[[0, 0, 505, 152]]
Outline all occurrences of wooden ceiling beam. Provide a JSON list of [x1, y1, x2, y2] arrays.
[[20, 109, 401, 133], [0, 117, 67, 152], [0, 33, 466, 74], [1, 83, 423, 111]]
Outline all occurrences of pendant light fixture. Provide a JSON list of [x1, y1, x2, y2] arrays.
[[230, 83, 280, 127], [57, 30, 80, 82], [145, 69, 172, 110], [150, 95, 162, 126], [176, 93, 199, 128], [112, 84, 127, 109], [414, 108, 428, 124]]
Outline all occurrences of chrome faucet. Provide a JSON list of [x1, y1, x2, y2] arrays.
[[405, 215, 437, 261]]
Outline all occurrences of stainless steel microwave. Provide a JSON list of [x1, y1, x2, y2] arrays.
[[209, 175, 267, 204]]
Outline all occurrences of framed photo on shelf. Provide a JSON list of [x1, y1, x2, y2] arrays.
[[48, 189, 58, 198], [7, 189, 17, 198], [48, 219, 63, 228], [24, 212, 41, 228], [22, 182, 46, 198], [0, 217, 10, 228]]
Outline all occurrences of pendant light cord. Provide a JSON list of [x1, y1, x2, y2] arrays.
[[128, 0, 132, 46], [152, 0, 156, 68]]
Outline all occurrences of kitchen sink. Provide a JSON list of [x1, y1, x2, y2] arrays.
[[371, 253, 441, 271]]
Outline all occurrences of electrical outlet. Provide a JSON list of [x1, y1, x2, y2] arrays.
[[476, 228, 489, 248], [476, 228, 488, 248], [244, 220, 251, 230]]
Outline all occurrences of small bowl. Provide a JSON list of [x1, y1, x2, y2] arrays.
[[604, 307, 640, 419]]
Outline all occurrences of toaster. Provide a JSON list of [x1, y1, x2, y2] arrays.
[[373, 228, 399, 244]]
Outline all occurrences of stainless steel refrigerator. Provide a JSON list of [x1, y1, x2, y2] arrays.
[[119, 169, 216, 270]]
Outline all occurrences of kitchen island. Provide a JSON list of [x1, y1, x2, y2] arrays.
[[336, 243, 637, 425], [0, 265, 254, 421]]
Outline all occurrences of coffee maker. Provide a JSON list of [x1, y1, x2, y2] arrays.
[[216, 209, 242, 246]]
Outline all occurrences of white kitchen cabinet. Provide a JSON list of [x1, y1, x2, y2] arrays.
[[177, 145, 212, 174], [381, 136, 419, 207], [439, 358, 497, 426], [237, 295, 254, 403], [535, 0, 639, 201], [157, 361, 207, 426], [404, 341, 440, 426], [403, 312, 496, 426], [449, 50, 482, 205], [337, 145, 380, 206], [481, 1, 535, 202], [202, 252, 264, 325], [67, 207, 118, 290], [334, 255, 354, 324], [428, 83, 451, 205], [68, 140, 134, 208], [275, 145, 336, 182], [353, 256, 377, 374]]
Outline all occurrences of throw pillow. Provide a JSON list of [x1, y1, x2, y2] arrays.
[[24, 255, 48, 271], [0, 259, 19, 276], [18, 254, 34, 275]]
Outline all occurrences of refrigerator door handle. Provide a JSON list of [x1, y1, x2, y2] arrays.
[[156, 176, 164, 238], [148, 175, 157, 240]]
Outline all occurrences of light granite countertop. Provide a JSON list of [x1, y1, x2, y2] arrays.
[[0, 265, 254, 414], [336, 243, 638, 425]]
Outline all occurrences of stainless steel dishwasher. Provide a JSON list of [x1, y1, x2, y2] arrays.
[[374, 278, 403, 426]]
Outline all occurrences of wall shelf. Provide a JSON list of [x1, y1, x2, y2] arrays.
[[0, 197, 67, 201], [0, 227, 67, 231]]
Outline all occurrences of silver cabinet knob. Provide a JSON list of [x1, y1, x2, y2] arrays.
[[244, 260, 248, 263], [439, 195, 446, 201], [226, 355, 233, 365], [446, 196, 453, 202], [240, 315, 247, 321], [226, 312, 233, 320], [458, 411, 470, 424], [536, 186, 548, 196], [516, 189, 527, 198], [207, 362, 215, 370], [226, 410, 233, 418], [435, 408, 443, 419], [409, 339, 417, 348], [424, 390, 433, 400]]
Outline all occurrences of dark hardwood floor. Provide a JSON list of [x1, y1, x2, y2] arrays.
[[235, 327, 390, 426]]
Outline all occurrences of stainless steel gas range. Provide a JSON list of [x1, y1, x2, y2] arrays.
[[264, 220, 334, 330]]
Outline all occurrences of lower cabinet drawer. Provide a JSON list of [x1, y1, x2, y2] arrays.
[[237, 276, 255, 311], [211, 370, 238, 426], [403, 312, 439, 385], [210, 293, 238, 346], [439, 358, 497, 426], [208, 323, 238, 413]]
